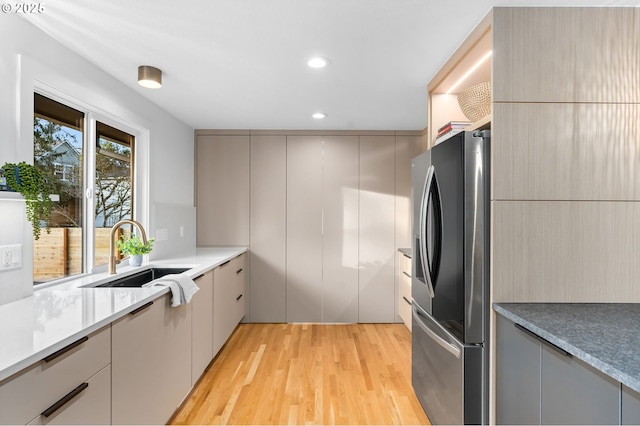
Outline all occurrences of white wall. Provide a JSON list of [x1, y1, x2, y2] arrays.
[[0, 15, 196, 305]]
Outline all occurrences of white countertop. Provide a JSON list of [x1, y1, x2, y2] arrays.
[[0, 247, 246, 383]]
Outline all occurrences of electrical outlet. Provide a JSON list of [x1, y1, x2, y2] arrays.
[[0, 245, 22, 271]]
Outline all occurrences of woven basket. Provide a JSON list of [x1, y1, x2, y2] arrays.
[[457, 81, 492, 122]]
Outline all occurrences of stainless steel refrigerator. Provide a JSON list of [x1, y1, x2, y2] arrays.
[[411, 130, 490, 425]]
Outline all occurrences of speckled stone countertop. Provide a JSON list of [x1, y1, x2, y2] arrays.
[[494, 303, 640, 393], [398, 247, 412, 258]]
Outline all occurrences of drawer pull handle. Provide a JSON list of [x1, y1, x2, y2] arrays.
[[236, 294, 243, 301], [403, 253, 411, 259], [514, 323, 572, 357], [41, 382, 89, 417], [236, 268, 243, 274], [402, 296, 412, 305], [220, 260, 231, 267], [402, 271, 411, 278], [44, 336, 89, 363], [130, 301, 154, 316], [195, 274, 205, 281]]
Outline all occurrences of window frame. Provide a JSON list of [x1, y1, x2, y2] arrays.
[[33, 84, 150, 286]]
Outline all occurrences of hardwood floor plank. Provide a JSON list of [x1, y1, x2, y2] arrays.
[[171, 323, 430, 425]]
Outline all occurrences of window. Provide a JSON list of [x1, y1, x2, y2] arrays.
[[33, 93, 135, 285], [53, 163, 76, 182]]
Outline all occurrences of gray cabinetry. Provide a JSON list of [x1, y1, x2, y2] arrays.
[[286, 136, 323, 322], [0, 326, 111, 426], [112, 295, 191, 425], [191, 270, 214, 385], [359, 135, 396, 323], [249, 135, 286, 322], [541, 343, 619, 425], [497, 313, 622, 425], [496, 314, 540, 425], [622, 385, 640, 425], [213, 254, 247, 356], [285, 135, 360, 323], [322, 136, 359, 323], [195, 134, 250, 246]]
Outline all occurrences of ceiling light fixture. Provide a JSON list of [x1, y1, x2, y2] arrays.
[[446, 50, 492, 94], [307, 57, 330, 68], [312, 112, 327, 119], [138, 65, 162, 89]]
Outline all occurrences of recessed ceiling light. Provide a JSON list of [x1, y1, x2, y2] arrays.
[[312, 112, 327, 119], [307, 57, 330, 68]]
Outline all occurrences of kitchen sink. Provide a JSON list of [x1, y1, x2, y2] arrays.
[[93, 267, 191, 288]]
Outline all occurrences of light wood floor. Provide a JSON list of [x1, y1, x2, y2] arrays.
[[171, 323, 430, 425]]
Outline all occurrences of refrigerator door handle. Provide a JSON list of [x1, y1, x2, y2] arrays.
[[412, 304, 461, 358], [419, 165, 435, 298]]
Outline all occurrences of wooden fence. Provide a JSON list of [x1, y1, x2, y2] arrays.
[[34, 228, 125, 282]]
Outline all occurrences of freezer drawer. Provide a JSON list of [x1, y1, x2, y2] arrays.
[[412, 303, 484, 425]]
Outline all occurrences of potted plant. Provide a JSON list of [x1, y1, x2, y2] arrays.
[[116, 234, 155, 266], [1, 161, 55, 240]]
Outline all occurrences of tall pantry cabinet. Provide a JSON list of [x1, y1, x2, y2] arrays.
[[286, 135, 360, 323], [249, 135, 287, 322], [359, 136, 396, 323], [285, 136, 325, 322], [195, 130, 420, 324]]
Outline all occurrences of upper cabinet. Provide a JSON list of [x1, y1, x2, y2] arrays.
[[492, 8, 640, 104], [195, 132, 250, 246]]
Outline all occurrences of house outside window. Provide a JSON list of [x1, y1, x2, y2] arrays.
[[53, 162, 77, 182]]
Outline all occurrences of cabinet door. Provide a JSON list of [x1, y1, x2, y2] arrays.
[[495, 315, 541, 425], [27, 365, 111, 426], [623, 385, 640, 425], [112, 295, 191, 425], [156, 294, 192, 422], [322, 136, 359, 323], [192, 270, 214, 384], [359, 135, 396, 323], [250, 135, 286, 322], [112, 299, 164, 425], [541, 340, 619, 425], [196, 134, 250, 245], [286, 136, 323, 322], [213, 260, 235, 355]]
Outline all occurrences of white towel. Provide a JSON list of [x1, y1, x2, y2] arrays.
[[142, 273, 200, 307]]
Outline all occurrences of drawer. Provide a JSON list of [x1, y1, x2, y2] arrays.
[[231, 253, 246, 280], [27, 365, 111, 425], [399, 275, 412, 331], [233, 253, 247, 322], [0, 325, 111, 425], [400, 253, 412, 276]]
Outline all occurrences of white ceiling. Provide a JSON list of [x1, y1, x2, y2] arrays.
[[21, 0, 640, 130]]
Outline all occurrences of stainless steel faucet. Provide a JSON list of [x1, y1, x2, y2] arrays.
[[109, 219, 148, 275]]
